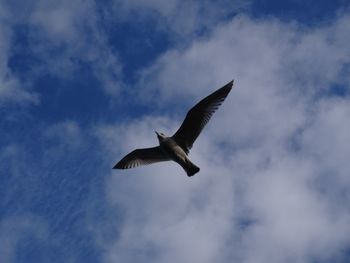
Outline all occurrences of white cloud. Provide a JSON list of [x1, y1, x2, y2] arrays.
[[301, 97, 350, 185], [27, 0, 123, 95], [0, 3, 38, 105], [109, 0, 249, 38], [139, 13, 350, 99], [43, 120, 83, 154], [0, 0, 123, 104], [30, 1, 86, 42], [235, 155, 350, 262], [96, 11, 350, 263]]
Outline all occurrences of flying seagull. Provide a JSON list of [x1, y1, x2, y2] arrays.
[[113, 80, 233, 176]]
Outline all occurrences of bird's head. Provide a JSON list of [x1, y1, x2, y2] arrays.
[[155, 131, 166, 142]]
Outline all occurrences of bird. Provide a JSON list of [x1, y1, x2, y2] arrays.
[[113, 80, 234, 176]]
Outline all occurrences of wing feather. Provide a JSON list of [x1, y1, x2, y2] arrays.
[[113, 146, 169, 169], [172, 80, 233, 153]]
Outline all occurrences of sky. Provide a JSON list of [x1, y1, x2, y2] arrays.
[[1, 0, 350, 262]]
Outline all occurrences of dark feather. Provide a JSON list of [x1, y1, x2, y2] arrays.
[[172, 80, 233, 153], [113, 146, 170, 169]]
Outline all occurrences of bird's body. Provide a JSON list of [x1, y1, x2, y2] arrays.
[[113, 80, 234, 176], [157, 133, 200, 176]]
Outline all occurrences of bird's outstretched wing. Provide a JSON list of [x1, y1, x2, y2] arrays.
[[113, 146, 170, 169], [172, 80, 233, 153]]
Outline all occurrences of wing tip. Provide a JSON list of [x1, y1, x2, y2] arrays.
[[224, 79, 234, 90], [113, 161, 124, 169], [217, 80, 234, 97]]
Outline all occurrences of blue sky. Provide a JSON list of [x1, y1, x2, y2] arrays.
[[1, 1, 350, 262]]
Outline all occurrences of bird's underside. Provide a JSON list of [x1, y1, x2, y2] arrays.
[[113, 80, 234, 176]]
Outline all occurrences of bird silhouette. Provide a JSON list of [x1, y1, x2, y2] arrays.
[[113, 80, 233, 176]]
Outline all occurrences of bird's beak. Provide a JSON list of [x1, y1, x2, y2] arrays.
[[155, 131, 159, 136]]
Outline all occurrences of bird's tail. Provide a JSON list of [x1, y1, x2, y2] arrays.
[[184, 159, 200, 177]]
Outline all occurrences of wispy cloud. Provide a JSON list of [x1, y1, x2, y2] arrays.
[[0, 120, 105, 262], [27, 0, 123, 95], [0, 4, 38, 105], [106, 0, 249, 39], [0, 0, 122, 106], [0, 215, 49, 262]]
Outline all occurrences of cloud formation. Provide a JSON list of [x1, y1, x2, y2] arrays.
[[108, 0, 248, 38], [98, 12, 350, 263], [1, 1, 350, 263], [0, 4, 38, 105], [28, 0, 123, 95], [0, 0, 122, 106]]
